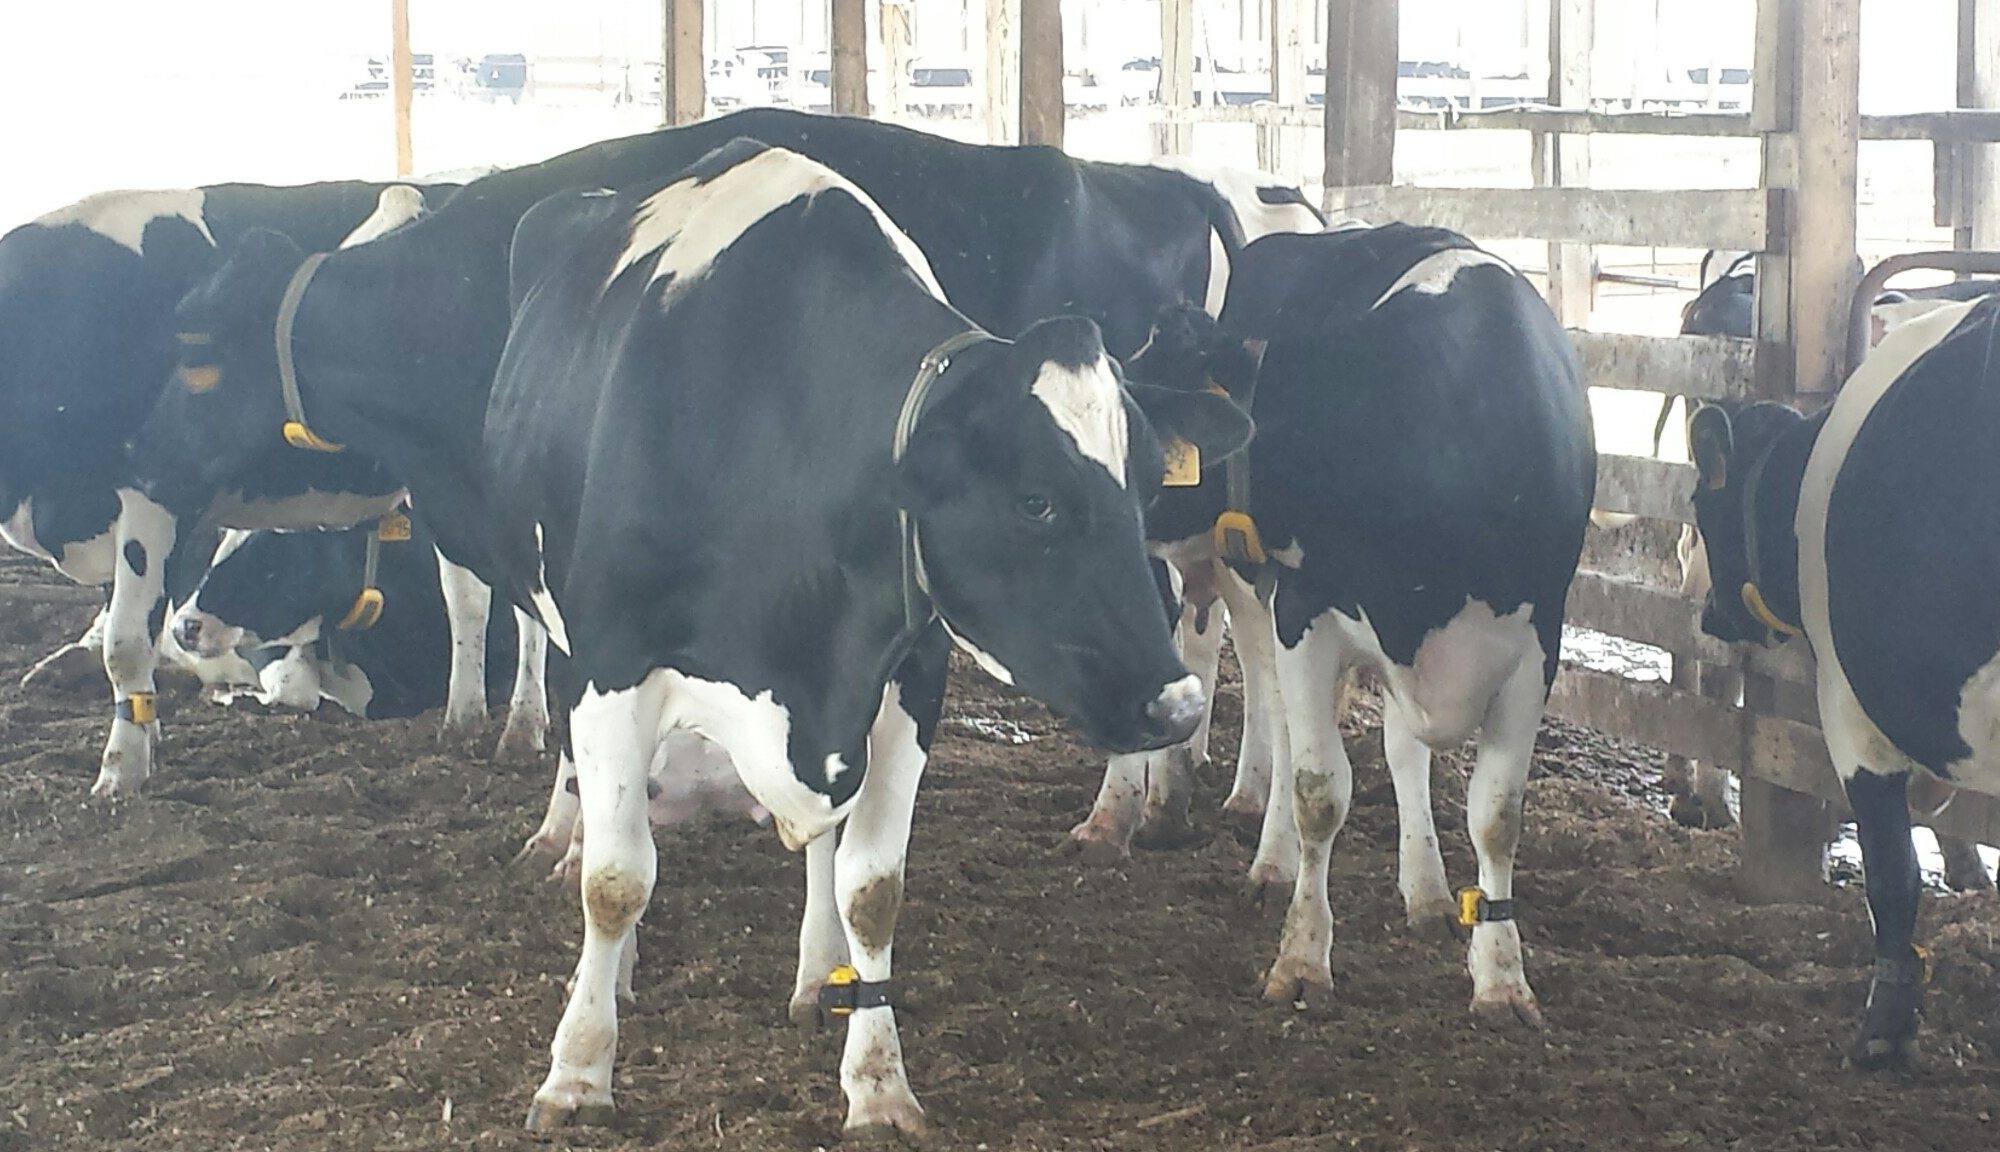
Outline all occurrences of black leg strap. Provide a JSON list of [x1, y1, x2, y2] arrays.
[[817, 966, 893, 1017], [1872, 948, 1930, 988], [1458, 886, 1515, 927]]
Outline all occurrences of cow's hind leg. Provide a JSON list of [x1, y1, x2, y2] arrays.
[[1262, 613, 1352, 1006], [1845, 768, 1924, 1069], [22, 603, 109, 690], [526, 680, 661, 1131], [788, 831, 850, 1027], [1464, 656, 1545, 1029], [1382, 694, 1455, 935], [95, 492, 176, 798], [1937, 833, 1995, 894], [497, 608, 551, 758], [1219, 571, 1283, 837], [436, 552, 492, 738], [1134, 573, 1225, 850], [515, 742, 579, 868]]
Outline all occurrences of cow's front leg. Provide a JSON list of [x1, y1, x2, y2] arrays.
[[1133, 582, 1223, 850], [1462, 656, 1546, 1028], [515, 744, 579, 867], [497, 609, 551, 758], [1217, 571, 1285, 843], [832, 681, 935, 1143], [1382, 694, 1454, 935], [436, 551, 491, 737], [788, 831, 850, 1027], [526, 681, 660, 1131], [1846, 768, 1924, 1069], [1069, 750, 1147, 859], [95, 492, 176, 798], [1262, 614, 1352, 1005]]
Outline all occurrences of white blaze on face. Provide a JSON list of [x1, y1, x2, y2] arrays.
[[1031, 355, 1130, 486], [1372, 248, 1515, 309], [35, 188, 214, 255], [608, 146, 945, 303], [338, 185, 427, 248]]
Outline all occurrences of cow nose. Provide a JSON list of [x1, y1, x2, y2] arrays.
[[173, 614, 204, 652], [1144, 674, 1206, 743]]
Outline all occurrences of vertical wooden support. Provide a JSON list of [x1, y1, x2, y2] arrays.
[[1963, 0, 2000, 247], [1739, 675, 1834, 903], [1323, 0, 1399, 195], [661, 0, 704, 126], [391, 0, 414, 177], [832, 0, 870, 117], [1263, 0, 1311, 173], [1154, 0, 1195, 156], [1790, 0, 1861, 397], [1020, 0, 1064, 147], [1534, 0, 1595, 326], [984, 0, 1021, 144]]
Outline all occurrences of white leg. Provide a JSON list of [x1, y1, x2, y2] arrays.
[[516, 749, 579, 866], [1382, 694, 1454, 933], [1218, 573, 1282, 825], [1262, 615, 1353, 1004], [1464, 656, 1546, 1028], [526, 681, 661, 1131], [95, 491, 176, 799], [788, 831, 850, 1026], [1171, 581, 1227, 770], [436, 550, 491, 735], [1069, 750, 1147, 858], [833, 685, 930, 1142], [498, 609, 551, 758], [21, 606, 108, 689]]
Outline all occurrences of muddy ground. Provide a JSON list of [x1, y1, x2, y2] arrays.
[[0, 553, 1996, 1152]]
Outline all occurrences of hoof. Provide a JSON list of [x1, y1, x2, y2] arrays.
[[20, 644, 98, 691], [496, 716, 547, 762], [1132, 814, 1207, 852], [1850, 973, 1922, 1071], [788, 994, 826, 1032], [548, 849, 584, 888], [1470, 985, 1544, 1030], [1261, 957, 1335, 1009], [1221, 796, 1265, 847], [1669, 792, 1734, 830], [438, 708, 490, 745], [844, 1093, 927, 1146], [1066, 820, 1132, 864], [1406, 897, 1463, 942], [1241, 863, 1294, 909], [511, 829, 567, 867], [1850, 1033, 1915, 1072], [524, 1092, 615, 1132]]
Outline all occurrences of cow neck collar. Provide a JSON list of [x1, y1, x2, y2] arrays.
[[892, 328, 1004, 638], [274, 252, 344, 453], [1738, 428, 1803, 640]]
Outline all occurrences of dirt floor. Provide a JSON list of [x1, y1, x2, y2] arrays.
[[1, 553, 1996, 1152]]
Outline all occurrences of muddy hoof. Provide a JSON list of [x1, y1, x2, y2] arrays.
[[1132, 816, 1207, 852], [1849, 974, 1921, 1072], [496, 717, 547, 762], [1406, 899, 1463, 942], [1261, 960, 1335, 1009], [1850, 1034, 1915, 1073], [788, 994, 825, 1032], [844, 1094, 928, 1145], [1221, 802, 1266, 848], [524, 1094, 615, 1133], [1065, 821, 1132, 864], [1470, 986, 1544, 1030], [1240, 864, 1293, 910]]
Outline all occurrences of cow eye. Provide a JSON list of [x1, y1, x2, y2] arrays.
[[1018, 494, 1055, 523]]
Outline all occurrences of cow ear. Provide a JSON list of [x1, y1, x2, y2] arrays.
[[1688, 404, 1734, 491], [1127, 381, 1254, 465]]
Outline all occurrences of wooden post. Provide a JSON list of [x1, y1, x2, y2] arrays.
[[1535, 0, 1595, 326], [1153, 0, 1194, 156], [984, 0, 1020, 144], [1262, 0, 1311, 173], [1962, 0, 2000, 247], [883, 1, 913, 119], [832, 0, 870, 117], [391, 0, 414, 177], [1323, 0, 1399, 195], [1019, 0, 1064, 147], [661, 0, 704, 126]]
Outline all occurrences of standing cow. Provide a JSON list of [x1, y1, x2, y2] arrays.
[[1105, 224, 1596, 1023], [1688, 296, 2000, 1068], [490, 141, 1249, 1138]]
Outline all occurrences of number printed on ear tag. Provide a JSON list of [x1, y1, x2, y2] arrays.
[[1162, 437, 1202, 487]]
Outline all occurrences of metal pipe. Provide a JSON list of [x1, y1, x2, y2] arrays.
[[1846, 250, 2000, 379]]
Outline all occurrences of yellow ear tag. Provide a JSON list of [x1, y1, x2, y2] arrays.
[[178, 364, 221, 393], [338, 587, 385, 631], [283, 420, 345, 453], [377, 510, 413, 542], [1162, 437, 1202, 487]]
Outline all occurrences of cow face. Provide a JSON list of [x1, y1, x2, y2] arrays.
[[1687, 401, 1808, 645], [134, 229, 313, 512], [896, 316, 1252, 754], [169, 528, 350, 658]]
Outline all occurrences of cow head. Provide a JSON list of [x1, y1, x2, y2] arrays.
[[895, 315, 1252, 753], [1687, 400, 1809, 645], [168, 527, 356, 659], [1127, 303, 1264, 395]]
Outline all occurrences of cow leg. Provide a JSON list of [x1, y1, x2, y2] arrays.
[[526, 682, 661, 1131], [22, 603, 109, 690], [1845, 769, 1925, 1070], [1134, 580, 1224, 850], [1261, 616, 1352, 1005], [436, 551, 491, 736], [1069, 749, 1146, 859], [94, 492, 177, 799], [788, 830, 850, 1027], [1218, 571, 1283, 835], [1463, 656, 1546, 1028], [1383, 694, 1455, 934], [1937, 834, 1995, 894], [833, 654, 944, 1144], [497, 609, 551, 758], [515, 743, 579, 867]]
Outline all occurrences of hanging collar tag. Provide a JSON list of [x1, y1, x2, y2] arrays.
[[275, 252, 343, 453]]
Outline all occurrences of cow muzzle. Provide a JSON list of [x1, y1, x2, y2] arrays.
[[169, 609, 244, 660], [1137, 673, 1206, 750]]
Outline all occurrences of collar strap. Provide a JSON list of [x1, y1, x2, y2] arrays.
[[893, 329, 1001, 634], [1213, 340, 1270, 569], [275, 252, 343, 453], [1871, 948, 1931, 988], [336, 508, 411, 632], [1737, 433, 1801, 638]]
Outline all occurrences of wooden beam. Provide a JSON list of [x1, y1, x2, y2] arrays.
[[391, 0, 413, 177], [1263, 0, 1311, 171], [984, 0, 1020, 144], [1321, 186, 1775, 250], [1788, 0, 1861, 395], [1568, 331, 1759, 401], [1541, 0, 1596, 326], [1153, 0, 1194, 156], [661, 0, 704, 126], [1323, 0, 1400, 190], [882, 1, 913, 119], [1592, 453, 1695, 524], [832, 0, 869, 117], [1019, 0, 1064, 146], [1966, 0, 2000, 246]]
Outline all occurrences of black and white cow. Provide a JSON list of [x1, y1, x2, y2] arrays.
[[1097, 224, 1596, 1023], [0, 178, 464, 794], [490, 141, 1248, 1138], [167, 518, 524, 720], [1688, 296, 2000, 1068], [125, 108, 1314, 809]]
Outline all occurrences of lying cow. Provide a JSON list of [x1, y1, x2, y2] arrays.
[[490, 141, 1247, 1139], [167, 516, 523, 720], [1099, 224, 1595, 1025], [1687, 295, 2000, 1069]]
